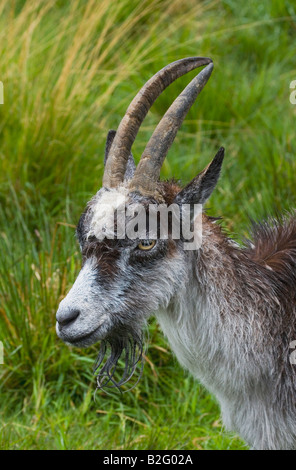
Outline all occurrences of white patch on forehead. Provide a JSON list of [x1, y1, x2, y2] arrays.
[[87, 186, 129, 240]]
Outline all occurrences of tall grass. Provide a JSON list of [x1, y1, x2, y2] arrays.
[[0, 0, 296, 449]]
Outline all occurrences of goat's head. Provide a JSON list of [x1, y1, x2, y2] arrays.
[[56, 57, 224, 387]]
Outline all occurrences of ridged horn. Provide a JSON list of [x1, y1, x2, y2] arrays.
[[129, 61, 214, 197], [103, 57, 213, 189]]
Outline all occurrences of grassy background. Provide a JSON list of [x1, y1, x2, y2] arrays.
[[0, 0, 296, 450]]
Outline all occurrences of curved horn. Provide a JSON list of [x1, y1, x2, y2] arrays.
[[103, 57, 213, 189], [129, 61, 214, 197]]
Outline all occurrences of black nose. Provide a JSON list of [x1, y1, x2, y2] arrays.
[[56, 308, 80, 327]]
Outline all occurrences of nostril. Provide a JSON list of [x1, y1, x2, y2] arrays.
[[56, 308, 80, 327]]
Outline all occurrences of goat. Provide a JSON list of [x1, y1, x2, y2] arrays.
[[56, 57, 296, 450]]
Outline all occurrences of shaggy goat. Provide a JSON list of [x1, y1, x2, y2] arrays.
[[56, 57, 296, 450]]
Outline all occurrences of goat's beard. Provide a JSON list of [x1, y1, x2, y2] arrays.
[[93, 326, 144, 392]]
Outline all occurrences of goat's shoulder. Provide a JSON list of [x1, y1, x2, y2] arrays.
[[243, 212, 296, 280]]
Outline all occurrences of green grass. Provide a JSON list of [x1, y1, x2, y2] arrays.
[[0, 0, 296, 450]]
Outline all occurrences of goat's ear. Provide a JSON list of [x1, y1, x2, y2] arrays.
[[104, 129, 116, 164], [104, 129, 136, 181], [174, 147, 224, 205]]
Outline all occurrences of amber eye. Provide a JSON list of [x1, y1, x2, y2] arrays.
[[137, 239, 156, 251]]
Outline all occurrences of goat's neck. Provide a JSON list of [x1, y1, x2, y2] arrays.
[[155, 219, 280, 395], [156, 217, 296, 450]]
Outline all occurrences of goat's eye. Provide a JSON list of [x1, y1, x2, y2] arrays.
[[137, 240, 156, 251]]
